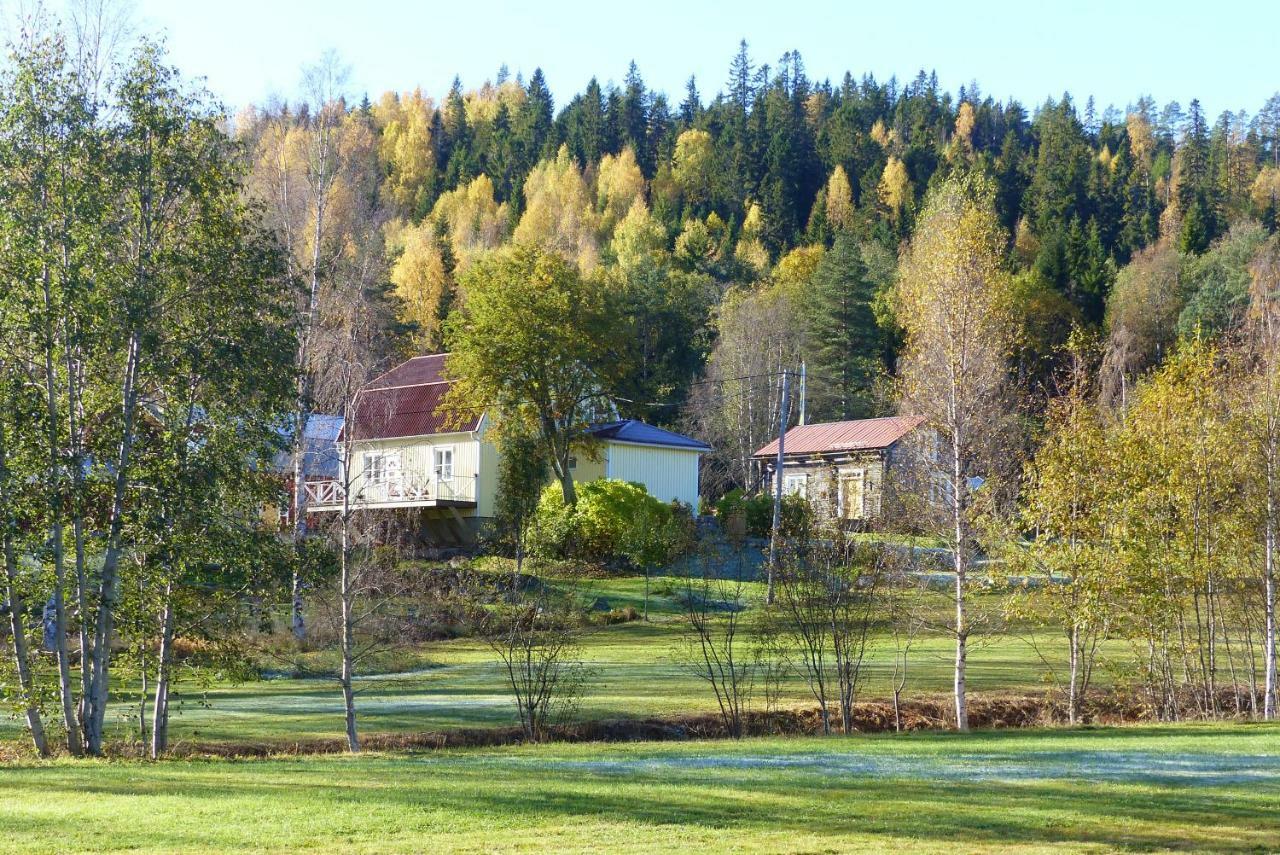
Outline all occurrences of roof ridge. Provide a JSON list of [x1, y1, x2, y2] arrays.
[[363, 352, 450, 388], [360, 379, 453, 393]]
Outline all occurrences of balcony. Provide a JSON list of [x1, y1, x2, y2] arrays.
[[303, 473, 477, 512]]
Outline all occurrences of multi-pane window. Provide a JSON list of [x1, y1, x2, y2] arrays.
[[364, 451, 390, 484], [433, 446, 454, 480], [363, 451, 402, 497]]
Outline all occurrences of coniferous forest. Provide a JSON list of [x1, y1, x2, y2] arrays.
[[237, 42, 1280, 490], [3, 7, 1280, 779]]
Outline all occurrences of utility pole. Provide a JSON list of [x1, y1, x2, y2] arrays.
[[767, 369, 791, 605], [798, 361, 807, 426]]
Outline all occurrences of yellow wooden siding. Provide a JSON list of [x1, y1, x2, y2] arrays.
[[570, 452, 607, 485], [345, 432, 482, 508], [475, 434, 500, 517], [340, 428, 702, 517], [604, 442, 703, 512]]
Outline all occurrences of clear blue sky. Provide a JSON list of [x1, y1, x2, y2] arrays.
[[122, 0, 1277, 119]]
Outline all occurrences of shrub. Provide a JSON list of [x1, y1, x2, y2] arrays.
[[527, 479, 693, 566], [600, 606, 640, 625], [714, 489, 809, 538]]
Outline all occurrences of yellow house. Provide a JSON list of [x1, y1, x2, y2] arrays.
[[304, 354, 710, 544]]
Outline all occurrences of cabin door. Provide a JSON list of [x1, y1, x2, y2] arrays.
[[839, 469, 865, 520]]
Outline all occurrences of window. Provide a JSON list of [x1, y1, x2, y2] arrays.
[[433, 446, 454, 480], [783, 473, 808, 498], [364, 451, 401, 495], [364, 451, 394, 484]]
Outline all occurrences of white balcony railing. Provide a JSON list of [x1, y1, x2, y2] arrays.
[[303, 474, 476, 510]]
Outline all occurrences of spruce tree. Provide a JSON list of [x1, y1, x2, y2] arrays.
[[803, 234, 882, 420]]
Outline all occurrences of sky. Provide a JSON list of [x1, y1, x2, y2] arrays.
[[109, 0, 1279, 119]]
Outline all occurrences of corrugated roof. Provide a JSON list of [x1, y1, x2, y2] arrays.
[[346, 354, 481, 440], [364, 353, 449, 390], [588, 420, 711, 451], [273, 414, 345, 479], [753, 415, 925, 458]]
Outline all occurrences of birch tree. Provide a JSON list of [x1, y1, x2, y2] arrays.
[[0, 20, 99, 755], [896, 173, 1014, 731], [1012, 345, 1116, 723], [245, 52, 354, 640], [1245, 235, 1280, 719], [79, 41, 276, 755]]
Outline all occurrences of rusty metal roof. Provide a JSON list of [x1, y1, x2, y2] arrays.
[[753, 415, 926, 458], [347, 354, 482, 440]]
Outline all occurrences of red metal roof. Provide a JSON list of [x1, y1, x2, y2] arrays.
[[753, 416, 925, 458], [347, 354, 482, 440], [364, 353, 449, 390]]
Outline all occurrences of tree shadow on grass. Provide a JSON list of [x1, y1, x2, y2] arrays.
[[3, 742, 1279, 852]]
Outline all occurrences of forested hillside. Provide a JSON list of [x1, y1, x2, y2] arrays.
[[237, 43, 1280, 491], [2, 12, 1279, 763]]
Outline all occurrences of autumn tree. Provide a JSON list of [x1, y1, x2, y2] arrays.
[[1011, 340, 1116, 723], [443, 245, 617, 504], [430, 173, 509, 271], [387, 218, 452, 349], [513, 144, 598, 270], [373, 87, 437, 219], [822, 165, 854, 234], [896, 173, 1015, 731], [1245, 235, 1280, 719]]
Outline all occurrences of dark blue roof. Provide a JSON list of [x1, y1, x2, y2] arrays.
[[273, 414, 344, 479], [587, 420, 711, 452]]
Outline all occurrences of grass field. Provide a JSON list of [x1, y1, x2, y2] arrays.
[[0, 570, 1138, 748], [2, 723, 1277, 853]]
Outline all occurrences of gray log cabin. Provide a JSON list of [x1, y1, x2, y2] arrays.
[[752, 415, 926, 524]]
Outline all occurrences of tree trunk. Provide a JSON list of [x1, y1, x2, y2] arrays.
[[340, 562, 359, 753], [290, 405, 309, 642], [952, 432, 969, 732], [1266, 514, 1277, 720], [85, 330, 142, 755], [2, 515, 49, 758], [67, 345, 92, 738], [73, 511, 90, 738], [339, 448, 359, 753], [42, 276, 82, 755], [149, 582, 175, 759], [1265, 437, 1278, 720], [558, 467, 577, 506], [1068, 624, 1080, 725]]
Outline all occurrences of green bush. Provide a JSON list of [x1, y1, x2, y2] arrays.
[[527, 479, 693, 566], [714, 489, 809, 538]]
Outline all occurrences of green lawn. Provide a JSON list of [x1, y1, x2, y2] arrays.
[[2, 723, 1277, 853], [0, 572, 1135, 748]]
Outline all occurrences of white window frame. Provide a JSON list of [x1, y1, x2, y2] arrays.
[[433, 445, 455, 480], [364, 450, 400, 485], [783, 473, 808, 498]]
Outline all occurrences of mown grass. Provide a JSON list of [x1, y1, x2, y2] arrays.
[[1, 723, 1276, 853], [0, 569, 1141, 747]]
